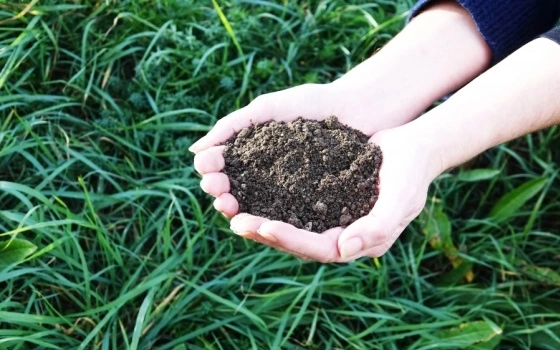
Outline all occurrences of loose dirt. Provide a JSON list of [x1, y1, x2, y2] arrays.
[[223, 116, 382, 232]]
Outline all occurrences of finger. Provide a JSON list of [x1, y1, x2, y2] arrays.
[[229, 214, 274, 246], [194, 146, 225, 174], [257, 221, 344, 263], [213, 193, 239, 218], [230, 214, 314, 261], [200, 172, 230, 197], [230, 213, 269, 236]]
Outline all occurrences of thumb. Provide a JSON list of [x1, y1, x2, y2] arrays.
[[189, 97, 269, 154], [338, 190, 424, 260]]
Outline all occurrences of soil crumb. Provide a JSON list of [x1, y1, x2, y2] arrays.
[[223, 116, 382, 232]]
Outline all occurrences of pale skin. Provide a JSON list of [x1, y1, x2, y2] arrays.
[[190, 0, 560, 262]]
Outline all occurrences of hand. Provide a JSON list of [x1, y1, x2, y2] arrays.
[[191, 0, 490, 260], [219, 36, 560, 262], [212, 126, 442, 262], [191, 80, 422, 219]]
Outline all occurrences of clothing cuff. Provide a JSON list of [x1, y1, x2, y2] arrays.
[[541, 26, 560, 45]]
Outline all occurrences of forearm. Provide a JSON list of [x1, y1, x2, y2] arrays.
[[407, 38, 560, 175], [410, 0, 560, 64], [333, 0, 491, 128]]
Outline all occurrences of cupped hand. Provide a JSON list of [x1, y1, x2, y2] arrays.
[[192, 79, 423, 220], [190, 80, 441, 262], [200, 125, 443, 262]]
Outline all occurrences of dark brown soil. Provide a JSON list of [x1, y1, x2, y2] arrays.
[[222, 116, 382, 232]]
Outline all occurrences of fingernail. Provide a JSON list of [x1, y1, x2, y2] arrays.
[[340, 237, 363, 258], [230, 221, 240, 234], [188, 137, 205, 153], [229, 214, 242, 227], [188, 144, 199, 153], [257, 229, 278, 243], [229, 225, 247, 236]]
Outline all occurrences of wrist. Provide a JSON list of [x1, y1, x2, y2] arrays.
[[332, 0, 490, 129], [401, 99, 498, 175]]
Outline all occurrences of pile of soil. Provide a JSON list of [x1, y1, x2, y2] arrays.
[[223, 116, 382, 232]]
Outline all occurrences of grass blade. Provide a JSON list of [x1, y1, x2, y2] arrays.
[[489, 177, 547, 222]]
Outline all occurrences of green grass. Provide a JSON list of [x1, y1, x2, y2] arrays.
[[1, 0, 560, 349]]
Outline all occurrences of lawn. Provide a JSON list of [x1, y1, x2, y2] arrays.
[[1, 1, 560, 349]]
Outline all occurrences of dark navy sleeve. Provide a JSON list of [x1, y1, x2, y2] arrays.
[[408, 0, 560, 64], [542, 26, 560, 45]]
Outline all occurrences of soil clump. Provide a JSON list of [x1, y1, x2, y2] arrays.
[[223, 116, 382, 232]]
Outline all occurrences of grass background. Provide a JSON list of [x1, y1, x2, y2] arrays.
[[1, 0, 560, 349]]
